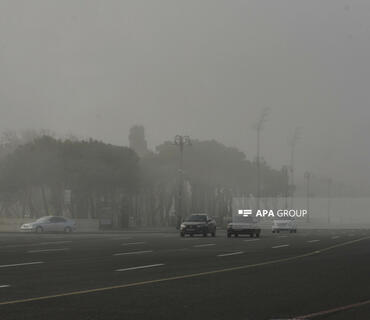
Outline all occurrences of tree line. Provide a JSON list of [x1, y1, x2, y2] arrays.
[[0, 133, 288, 227]]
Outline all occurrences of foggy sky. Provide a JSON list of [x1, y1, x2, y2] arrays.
[[0, 0, 369, 188]]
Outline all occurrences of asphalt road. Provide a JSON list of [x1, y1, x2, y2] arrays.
[[0, 229, 369, 320]]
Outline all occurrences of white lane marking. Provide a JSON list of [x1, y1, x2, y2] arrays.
[[38, 241, 72, 246], [115, 264, 164, 272], [244, 239, 260, 242], [0, 285, 10, 288], [28, 248, 69, 253], [113, 250, 153, 256], [331, 236, 340, 239], [0, 241, 72, 249], [110, 237, 133, 241], [193, 244, 216, 248], [121, 242, 145, 246], [0, 261, 44, 268], [272, 244, 289, 249], [217, 251, 243, 257], [278, 235, 288, 238], [307, 240, 320, 243]]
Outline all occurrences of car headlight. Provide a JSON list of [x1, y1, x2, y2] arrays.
[[180, 224, 186, 229]]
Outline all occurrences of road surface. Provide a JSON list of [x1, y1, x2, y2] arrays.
[[0, 229, 369, 319]]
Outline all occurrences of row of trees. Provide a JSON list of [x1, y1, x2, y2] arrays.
[[0, 133, 287, 227]]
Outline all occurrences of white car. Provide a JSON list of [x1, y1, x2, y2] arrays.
[[20, 216, 76, 233], [227, 217, 261, 238], [272, 219, 297, 233]]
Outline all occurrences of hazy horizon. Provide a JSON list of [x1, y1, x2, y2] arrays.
[[1, 0, 369, 189]]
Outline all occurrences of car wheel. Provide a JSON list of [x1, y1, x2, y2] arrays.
[[36, 226, 43, 233], [250, 233, 254, 238], [227, 233, 231, 238], [190, 234, 194, 237], [203, 233, 207, 237], [64, 226, 72, 233], [272, 230, 275, 233], [294, 229, 297, 233], [211, 232, 216, 237], [256, 232, 260, 238], [277, 229, 280, 233], [180, 232, 185, 237], [234, 233, 238, 237]]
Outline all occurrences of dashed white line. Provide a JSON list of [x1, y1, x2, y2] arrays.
[[0, 285, 10, 288], [115, 264, 164, 272], [0, 261, 44, 268], [28, 248, 69, 253], [244, 239, 260, 242], [331, 236, 340, 239], [113, 250, 153, 256], [272, 244, 289, 249], [217, 251, 244, 257], [121, 242, 145, 246], [193, 244, 216, 248], [278, 235, 289, 238], [307, 240, 320, 243]]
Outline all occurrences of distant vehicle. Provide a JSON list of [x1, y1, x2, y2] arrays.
[[272, 219, 297, 233], [20, 216, 76, 233], [227, 216, 261, 238], [180, 214, 216, 237]]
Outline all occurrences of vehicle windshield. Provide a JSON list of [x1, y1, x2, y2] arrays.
[[185, 215, 207, 222], [35, 217, 50, 223]]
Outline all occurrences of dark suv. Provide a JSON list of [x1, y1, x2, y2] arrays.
[[180, 214, 216, 237]]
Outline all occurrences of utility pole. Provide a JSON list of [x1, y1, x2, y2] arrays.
[[304, 171, 311, 223], [288, 127, 301, 208], [174, 135, 191, 228], [254, 108, 269, 211], [282, 166, 289, 210]]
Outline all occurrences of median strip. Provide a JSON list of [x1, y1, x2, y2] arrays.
[[115, 264, 164, 272]]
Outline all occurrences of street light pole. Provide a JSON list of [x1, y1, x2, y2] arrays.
[[174, 135, 191, 227], [288, 127, 301, 208], [304, 171, 311, 223], [254, 108, 269, 211]]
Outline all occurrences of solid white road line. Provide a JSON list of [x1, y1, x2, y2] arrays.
[[272, 244, 289, 249], [217, 251, 243, 257], [115, 264, 164, 272], [0, 285, 10, 288], [113, 250, 153, 256], [38, 241, 72, 246], [121, 242, 145, 246], [0, 241, 72, 249], [28, 248, 69, 253], [244, 239, 260, 242], [0, 261, 44, 268], [331, 236, 340, 239], [307, 240, 320, 243], [193, 244, 216, 248]]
